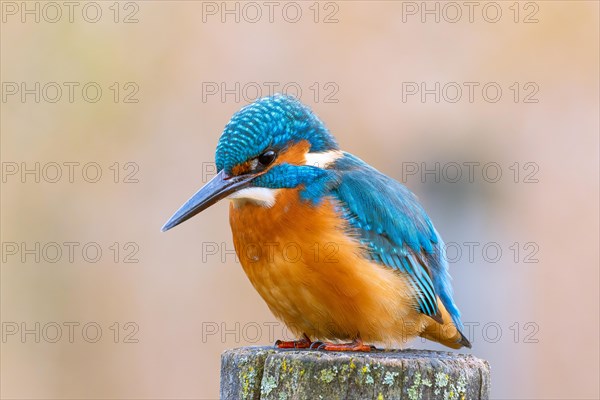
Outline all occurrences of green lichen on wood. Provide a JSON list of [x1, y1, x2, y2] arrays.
[[261, 375, 277, 396], [221, 347, 278, 400], [383, 371, 399, 386], [241, 366, 256, 399], [406, 371, 424, 400], [319, 366, 337, 383], [439, 372, 468, 400], [221, 347, 491, 400]]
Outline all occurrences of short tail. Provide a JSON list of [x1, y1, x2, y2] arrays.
[[420, 299, 472, 349]]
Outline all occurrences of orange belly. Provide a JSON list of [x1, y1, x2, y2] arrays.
[[229, 189, 432, 346]]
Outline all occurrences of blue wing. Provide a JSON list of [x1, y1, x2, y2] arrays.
[[329, 153, 463, 329]]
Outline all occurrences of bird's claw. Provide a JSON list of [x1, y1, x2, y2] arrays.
[[275, 339, 311, 349], [311, 338, 372, 352], [275, 333, 312, 349], [276, 334, 372, 352], [309, 341, 324, 350]]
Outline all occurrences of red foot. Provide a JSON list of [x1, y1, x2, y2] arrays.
[[275, 333, 312, 349], [310, 337, 372, 352]]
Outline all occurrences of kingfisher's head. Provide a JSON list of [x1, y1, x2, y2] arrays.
[[162, 94, 341, 231]]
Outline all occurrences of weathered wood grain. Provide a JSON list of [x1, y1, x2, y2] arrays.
[[220, 346, 490, 400]]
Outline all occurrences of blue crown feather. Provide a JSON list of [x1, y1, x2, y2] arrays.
[[215, 94, 339, 173]]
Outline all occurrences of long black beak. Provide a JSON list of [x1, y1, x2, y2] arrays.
[[161, 170, 252, 232]]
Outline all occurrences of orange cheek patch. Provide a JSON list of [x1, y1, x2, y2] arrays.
[[275, 140, 311, 166], [231, 161, 252, 176]]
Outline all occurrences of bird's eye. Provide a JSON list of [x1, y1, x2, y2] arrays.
[[257, 150, 277, 167]]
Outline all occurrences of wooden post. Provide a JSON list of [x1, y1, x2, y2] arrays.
[[221, 346, 490, 400]]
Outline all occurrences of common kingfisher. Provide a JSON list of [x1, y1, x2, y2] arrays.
[[162, 95, 471, 351]]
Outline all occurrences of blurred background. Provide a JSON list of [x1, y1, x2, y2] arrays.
[[1, 1, 598, 399]]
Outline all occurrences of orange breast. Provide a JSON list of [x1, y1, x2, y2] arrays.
[[229, 189, 430, 345]]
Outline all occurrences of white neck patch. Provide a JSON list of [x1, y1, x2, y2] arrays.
[[304, 150, 343, 168], [228, 187, 279, 208]]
